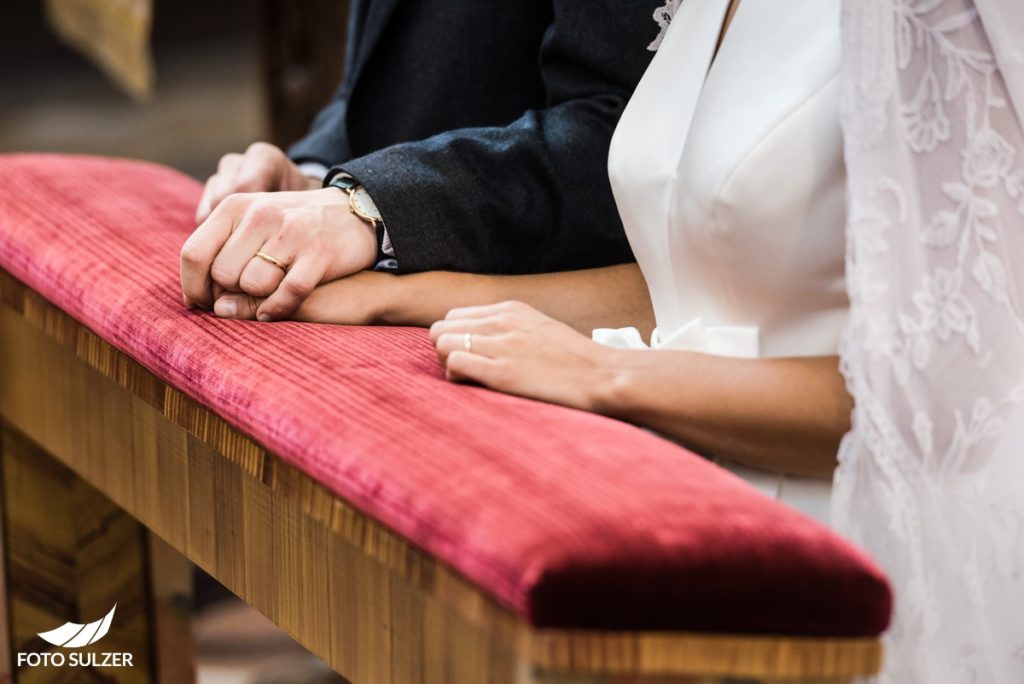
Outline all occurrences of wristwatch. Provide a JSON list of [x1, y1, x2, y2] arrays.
[[328, 174, 383, 229], [327, 173, 394, 269]]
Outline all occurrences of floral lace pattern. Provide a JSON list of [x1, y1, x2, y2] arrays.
[[837, 0, 1024, 681], [648, 0, 682, 51]]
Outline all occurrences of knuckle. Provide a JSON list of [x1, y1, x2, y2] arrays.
[[209, 264, 235, 287], [245, 200, 280, 225], [278, 214, 308, 240], [246, 141, 278, 157], [439, 333, 459, 351], [282, 277, 314, 298], [220, 192, 250, 212], [239, 271, 274, 296], [217, 153, 241, 171], [446, 350, 464, 370], [179, 239, 205, 267]]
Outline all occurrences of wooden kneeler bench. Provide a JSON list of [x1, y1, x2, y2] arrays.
[[0, 155, 891, 683]]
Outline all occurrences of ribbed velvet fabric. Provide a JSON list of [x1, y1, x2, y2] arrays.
[[0, 154, 891, 635]]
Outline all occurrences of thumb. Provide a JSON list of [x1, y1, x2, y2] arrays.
[[213, 293, 263, 320]]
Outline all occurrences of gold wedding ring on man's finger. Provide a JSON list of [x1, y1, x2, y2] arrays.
[[255, 251, 288, 272]]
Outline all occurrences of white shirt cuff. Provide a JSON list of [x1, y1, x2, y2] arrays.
[[296, 161, 330, 181]]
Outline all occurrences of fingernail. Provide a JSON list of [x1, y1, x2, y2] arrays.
[[214, 298, 236, 318], [257, 313, 271, 323]]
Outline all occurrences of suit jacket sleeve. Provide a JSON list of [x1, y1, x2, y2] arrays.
[[288, 89, 354, 167], [333, 1, 658, 274]]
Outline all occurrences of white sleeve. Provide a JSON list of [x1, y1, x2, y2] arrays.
[[296, 162, 330, 181]]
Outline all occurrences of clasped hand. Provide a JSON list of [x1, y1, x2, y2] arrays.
[[180, 145, 377, 321]]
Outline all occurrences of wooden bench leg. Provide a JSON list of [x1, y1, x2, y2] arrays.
[[0, 424, 193, 683], [147, 535, 195, 684]]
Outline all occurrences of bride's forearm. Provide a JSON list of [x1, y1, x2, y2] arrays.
[[380, 263, 654, 333], [591, 351, 850, 476]]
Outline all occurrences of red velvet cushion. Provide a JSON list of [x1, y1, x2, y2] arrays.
[[0, 154, 891, 635]]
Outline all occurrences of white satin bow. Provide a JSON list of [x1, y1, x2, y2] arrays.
[[593, 318, 760, 358]]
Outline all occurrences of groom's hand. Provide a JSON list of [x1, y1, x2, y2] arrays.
[[180, 188, 377, 321], [195, 142, 321, 224]]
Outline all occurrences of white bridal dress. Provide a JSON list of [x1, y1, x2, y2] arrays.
[[600, 0, 845, 523], [607, 1, 1024, 682]]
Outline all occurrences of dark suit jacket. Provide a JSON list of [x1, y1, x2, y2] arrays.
[[289, 0, 664, 274]]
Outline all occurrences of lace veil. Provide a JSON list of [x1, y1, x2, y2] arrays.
[[836, 0, 1024, 681]]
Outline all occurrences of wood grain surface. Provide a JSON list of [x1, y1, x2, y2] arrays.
[[1, 427, 154, 683], [0, 269, 882, 683]]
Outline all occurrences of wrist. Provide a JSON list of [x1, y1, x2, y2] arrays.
[[329, 192, 378, 273], [369, 272, 405, 325], [583, 347, 637, 416], [377, 272, 460, 327], [326, 180, 386, 272], [354, 215, 379, 272]]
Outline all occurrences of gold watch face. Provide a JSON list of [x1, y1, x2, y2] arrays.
[[350, 187, 383, 223]]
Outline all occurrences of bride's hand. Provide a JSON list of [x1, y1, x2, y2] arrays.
[[431, 300, 617, 411], [211, 270, 398, 325]]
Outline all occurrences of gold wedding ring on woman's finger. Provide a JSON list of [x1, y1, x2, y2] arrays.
[[255, 251, 288, 272], [463, 332, 473, 354]]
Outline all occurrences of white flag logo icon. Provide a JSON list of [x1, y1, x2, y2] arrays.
[[37, 605, 116, 648]]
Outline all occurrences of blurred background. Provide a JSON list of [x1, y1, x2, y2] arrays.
[[1, 1, 349, 681], [0, 0, 345, 178]]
